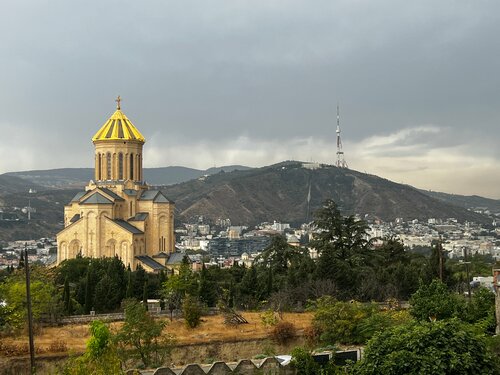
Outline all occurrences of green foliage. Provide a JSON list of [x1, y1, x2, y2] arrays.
[[87, 320, 112, 359], [61, 320, 123, 375], [182, 294, 204, 328], [198, 263, 217, 307], [354, 319, 499, 374], [114, 300, 174, 368], [291, 347, 319, 375], [291, 347, 341, 375], [409, 279, 465, 321], [260, 309, 279, 327], [0, 268, 62, 330]]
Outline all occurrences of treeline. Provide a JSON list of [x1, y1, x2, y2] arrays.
[[0, 199, 497, 329]]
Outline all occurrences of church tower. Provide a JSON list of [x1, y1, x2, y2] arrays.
[[92, 96, 145, 186], [56, 98, 175, 271]]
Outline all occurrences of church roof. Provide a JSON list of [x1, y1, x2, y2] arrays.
[[92, 101, 145, 143], [80, 192, 113, 205], [112, 219, 143, 234], [129, 212, 149, 221], [167, 252, 189, 265], [135, 255, 166, 271], [99, 188, 124, 201], [71, 191, 86, 202], [69, 214, 81, 223], [139, 190, 172, 203]]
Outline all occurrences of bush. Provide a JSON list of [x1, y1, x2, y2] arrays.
[[311, 296, 379, 345], [260, 309, 279, 327], [354, 319, 499, 374], [409, 279, 465, 321], [182, 295, 204, 328], [270, 321, 296, 345], [304, 325, 321, 347]]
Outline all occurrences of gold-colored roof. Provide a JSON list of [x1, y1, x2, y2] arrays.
[[92, 99, 145, 143]]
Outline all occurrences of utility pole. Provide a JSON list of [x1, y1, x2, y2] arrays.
[[463, 247, 472, 303], [437, 239, 443, 282], [24, 244, 35, 373]]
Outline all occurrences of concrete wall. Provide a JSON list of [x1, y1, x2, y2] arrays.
[[125, 358, 296, 375]]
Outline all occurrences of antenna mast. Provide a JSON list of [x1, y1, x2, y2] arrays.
[[335, 104, 348, 168]]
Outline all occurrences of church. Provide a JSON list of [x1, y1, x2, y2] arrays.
[[56, 97, 175, 271]]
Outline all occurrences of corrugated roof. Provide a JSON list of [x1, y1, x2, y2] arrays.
[[80, 192, 113, 205], [135, 255, 166, 270], [112, 219, 143, 234]]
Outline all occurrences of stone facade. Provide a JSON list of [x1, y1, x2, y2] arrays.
[[56, 100, 175, 270]]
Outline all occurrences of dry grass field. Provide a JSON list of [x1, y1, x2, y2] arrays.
[[1, 312, 313, 355]]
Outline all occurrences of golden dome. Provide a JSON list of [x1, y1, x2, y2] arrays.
[[92, 98, 145, 143]]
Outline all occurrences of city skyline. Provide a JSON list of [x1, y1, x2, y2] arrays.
[[0, 1, 499, 198]]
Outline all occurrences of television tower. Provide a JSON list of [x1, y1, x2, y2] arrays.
[[335, 104, 348, 168]]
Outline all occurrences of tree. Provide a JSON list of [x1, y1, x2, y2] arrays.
[[84, 269, 93, 314], [142, 281, 148, 310], [198, 264, 217, 307], [114, 300, 174, 368], [17, 251, 25, 270], [409, 279, 464, 322], [182, 294, 204, 328], [125, 271, 133, 299], [0, 271, 62, 329], [311, 200, 373, 299], [354, 320, 499, 374], [62, 320, 123, 375]]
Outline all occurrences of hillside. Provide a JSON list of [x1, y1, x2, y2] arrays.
[[160, 161, 491, 225], [419, 190, 500, 215], [0, 161, 493, 241], [5, 165, 251, 187]]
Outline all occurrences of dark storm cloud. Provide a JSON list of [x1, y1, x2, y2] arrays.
[[0, 0, 498, 196]]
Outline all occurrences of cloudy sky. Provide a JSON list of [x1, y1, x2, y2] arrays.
[[0, 0, 499, 198]]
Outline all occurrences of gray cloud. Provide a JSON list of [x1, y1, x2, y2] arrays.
[[0, 0, 498, 197]]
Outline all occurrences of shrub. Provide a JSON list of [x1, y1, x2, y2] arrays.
[[354, 319, 499, 374], [182, 295, 204, 328], [270, 321, 296, 345], [409, 279, 465, 321], [303, 325, 321, 347], [260, 309, 279, 327]]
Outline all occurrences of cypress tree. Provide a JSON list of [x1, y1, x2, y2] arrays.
[[126, 270, 133, 299], [143, 281, 148, 311], [18, 251, 25, 269], [63, 277, 70, 314], [84, 269, 92, 314]]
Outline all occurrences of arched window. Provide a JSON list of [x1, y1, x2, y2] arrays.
[[118, 153, 124, 180], [130, 153, 134, 180], [97, 153, 102, 180], [106, 152, 112, 180]]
